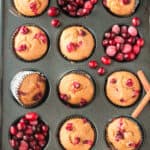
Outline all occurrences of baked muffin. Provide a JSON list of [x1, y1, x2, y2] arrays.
[[105, 71, 141, 107], [59, 116, 96, 150], [58, 71, 95, 107], [13, 0, 49, 17], [13, 25, 48, 61], [103, 0, 139, 16], [59, 26, 95, 61], [10, 71, 48, 107], [105, 116, 143, 150], [9, 112, 49, 150]]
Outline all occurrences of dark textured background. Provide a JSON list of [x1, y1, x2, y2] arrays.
[[0, 0, 150, 149]]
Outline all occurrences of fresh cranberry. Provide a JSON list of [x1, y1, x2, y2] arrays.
[[112, 24, 120, 34], [106, 45, 117, 57], [65, 123, 73, 131], [128, 52, 136, 60], [136, 38, 144, 47], [102, 39, 109, 46], [121, 25, 128, 33], [51, 19, 61, 27], [122, 43, 132, 54], [48, 7, 59, 17], [10, 126, 17, 135], [58, 0, 65, 6], [39, 140, 46, 147], [122, 0, 130, 5], [16, 132, 23, 139], [19, 140, 29, 150], [17, 122, 26, 131], [76, 0, 84, 6], [90, 0, 98, 4], [127, 37, 136, 44], [88, 60, 98, 68], [115, 53, 124, 61], [97, 67, 105, 75], [35, 133, 45, 141], [114, 36, 125, 44], [42, 125, 49, 132], [132, 17, 141, 26], [25, 112, 39, 121], [84, 1, 93, 10], [101, 56, 112, 65], [104, 32, 111, 39], [133, 45, 141, 55], [128, 26, 138, 37], [9, 139, 18, 148]]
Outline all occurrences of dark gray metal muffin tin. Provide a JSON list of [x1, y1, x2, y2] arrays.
[[0, 0, 150, 149]]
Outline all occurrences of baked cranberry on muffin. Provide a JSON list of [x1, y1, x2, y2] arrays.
[[59, 26, 95, 61], [9, 112, 49, 150], [103, 0, 139, 16], [13, 0, 49, 17], [58, 71, 95, 107], [59, 116, 96, 150], [105, 71, 141, 107], [13, 25, 48, 61], [10, 71, 48, 107], [105, 116, 143, 150]]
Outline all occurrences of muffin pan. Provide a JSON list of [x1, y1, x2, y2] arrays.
[[0, 0, 150, 150]]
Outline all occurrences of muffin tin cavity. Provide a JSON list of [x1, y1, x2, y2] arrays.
[[102, 24, 143, 62], [58, 70, 96, 108], [9, 112, 49, 150], [102, 0, 140, 17], [105, 116, 144, 150], [12, 0, 50, 17], [58, 115, 97, 150], [58, 25, 96, 62], [10, 70, 50, 108], [105, 70, 142, 107], [12, 25, 50, 62], [57, 0, 98, 17]]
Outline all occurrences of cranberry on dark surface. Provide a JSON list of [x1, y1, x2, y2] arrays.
[[101, 56, 112, 65], [136, 38, 144, 47], [132, 17, 141, 26], [88, 60, 98, 68], [47, 7, 60, 17], [9, 112, 49, 150], [51, 19, 61, 27], [97, 67, 105, 75]]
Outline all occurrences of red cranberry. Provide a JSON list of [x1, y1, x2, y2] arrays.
[[101, 56, 112, 65], [82, 8, 90, 15], [25, 128, 33, 135], [15, 44, 27, 52], [39, 140, 46, 147], [16, 132, 23, 139], [72, 82, 80, 89], [122, 0, 130, 5], [122, 43, 132, 53], [127, 37, 136, 44], [110, 78, 117, 84], [10, 126, 17, 135], [97, 67, 105, 75], [42, 125, 49, 132], [76, 0, 84, 6], [66, 123, 73, 131], [114, 36, 125, 44], [90, 0, 98, 4], [29, 120, 38, 126], [115, 53, 124, 62], [121, 25, 128, 33], [133, 45, 141, 55], [132, 17, 141, 26], [83, 140, 93, 145], [88, 60, 98, 68], [128, 52, 136, 60], [128, 26, 138, 37], [17, 122, 26, 131], [72, 137, 80, 145], [112, 24, 120, 34], [102, 39, 109, 46], [104, 32, 111, 39], [108, 39, 115, 45], [19, 140, 29, 150], [25, 112, 39, 121], [48, 7, 59, 17], [126, 79, 133, 87], [84, 1, 93, 10], [60, 93, 69, 101], [9, 139, 18, 148], [19, 26, 29, 34], [106, 45, 117, 57], [51, 19, 61, 27], [35, 133, 45, 141], [58, 0, 65, 6], [77, 8, 85, 16], [136, 38, 144, 47]]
